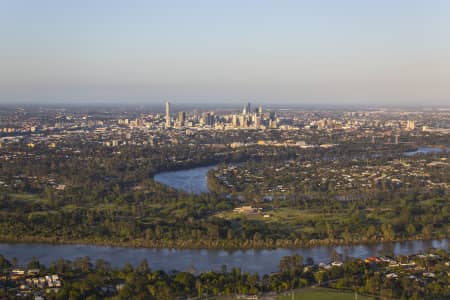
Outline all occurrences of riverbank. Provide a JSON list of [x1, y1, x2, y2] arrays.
[[0, 234, 448, 250], [0, 238, 448, 273], [1, 236, 448, 275]]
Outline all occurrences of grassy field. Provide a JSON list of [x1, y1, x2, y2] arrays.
[[215, 288, 376, 300], [277, 288, 375, 300], [214, 207, 346, 223], [9, 192, 46, 202]]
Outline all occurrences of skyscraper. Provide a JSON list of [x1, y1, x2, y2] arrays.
[[232, 114, 238, 128], [242, 102, 251, 115], [178, 111, 185, 122], [177, 111, 186, 125], [255, 116, 261, 129], [165, 101, 171, 128]]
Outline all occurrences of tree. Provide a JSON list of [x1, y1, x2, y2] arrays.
[[366, 225, 377, 240], [342, 230, 352, 243], [174, 272, 195, 294], [381, 224, 395, 240], [314, 271, 326, 286], [95, 259, 111, 275], [279, 255, 303, 273], [406, 224, 416, 236], [365, 273, 381, 294], [137, 259, 150, 274], [421, 224, 433, 239], [11, 257, 17, 267], [0, 255, 11, 268], [27, 257, 41, 270], [327, 223, 335, 241], [123, 262, 134, 274]]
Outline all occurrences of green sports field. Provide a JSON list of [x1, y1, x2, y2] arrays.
[[278, 288, 375, 300]]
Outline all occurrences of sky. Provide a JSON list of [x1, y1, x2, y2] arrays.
[[0, 0, 449, 106]]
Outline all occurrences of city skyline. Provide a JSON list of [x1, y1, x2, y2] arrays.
[[1, 1, 450, 106]]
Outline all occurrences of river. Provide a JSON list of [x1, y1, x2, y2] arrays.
[[0, 239, 447, 274], [153, 165, 216, 194], [403, 146, 446, 156]]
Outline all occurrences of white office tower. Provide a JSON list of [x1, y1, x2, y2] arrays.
[[242, 102, 251, 115], [165, 101, 171, 128]]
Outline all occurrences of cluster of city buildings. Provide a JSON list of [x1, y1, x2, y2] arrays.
[[0, 104, 448, 151], [3, 103, 447, 137], [163, 101, 278, 130]]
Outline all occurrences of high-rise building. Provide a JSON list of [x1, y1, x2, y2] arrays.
[[232, 115, 238, 128], [255, 116, 261, 129], [239, 115, 247, 128], [242, 102, 251, 115], [406, 120, 415, 130], [201, 112, 215, 126], [269, 111, 276, 121], [269, 118, 278, 129], [165, 101, 171, 128], [175, 111, 186, 128], [178, 111, 186, 124], [269, 112, 278, 129]]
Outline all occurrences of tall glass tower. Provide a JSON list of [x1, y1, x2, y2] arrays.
[[165, 101, 171, 127]]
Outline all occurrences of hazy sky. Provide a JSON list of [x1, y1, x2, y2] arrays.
[[1, 0, 449, 105]]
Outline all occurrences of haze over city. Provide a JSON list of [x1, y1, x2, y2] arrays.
[[1, 0, 450, 106]]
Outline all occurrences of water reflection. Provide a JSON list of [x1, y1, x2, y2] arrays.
[[0, 239, 446, 274], [403, 147, 445, 156], [154, 165, 217, 194]]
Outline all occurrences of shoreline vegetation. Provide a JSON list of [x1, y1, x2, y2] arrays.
[[0, 235, 447, 250]]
